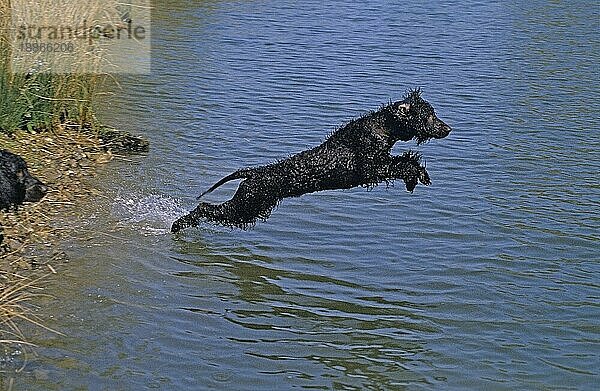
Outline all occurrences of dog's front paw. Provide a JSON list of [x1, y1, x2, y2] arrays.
[[403, 165, 430, 192], [418, 166, 431, 186], [404, 176, 418, 192]]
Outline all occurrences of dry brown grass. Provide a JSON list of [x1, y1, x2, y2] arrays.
[[0, 271, 63, 346], [1, 0, 125, 132]]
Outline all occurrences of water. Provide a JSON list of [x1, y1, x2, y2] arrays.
[[8, 1, 600, 389]]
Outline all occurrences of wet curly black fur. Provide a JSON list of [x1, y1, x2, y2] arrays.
[[172, 89, 451, 232]]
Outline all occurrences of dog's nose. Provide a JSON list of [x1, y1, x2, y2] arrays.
[[25, 183, 48, 202], [435, 120, 452, 138]]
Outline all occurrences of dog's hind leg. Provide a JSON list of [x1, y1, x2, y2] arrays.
[[171, 202, 210, 232], [171, 179, 281, 232], [211, 179, 281, 228]]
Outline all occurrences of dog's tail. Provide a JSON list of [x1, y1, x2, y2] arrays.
[[197, 169, 251, 199]]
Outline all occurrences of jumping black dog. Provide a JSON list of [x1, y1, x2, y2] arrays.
[[172, 89, 451, 232], [0, 149, 48, 211]]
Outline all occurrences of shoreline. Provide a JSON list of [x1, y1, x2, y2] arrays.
[[0, 125, 148, 344]]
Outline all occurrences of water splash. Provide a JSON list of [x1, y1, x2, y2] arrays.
[[112, 193, 187, 235]]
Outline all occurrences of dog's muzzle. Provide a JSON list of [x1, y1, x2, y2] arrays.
[[24, 179, 48, 202], [433, 119, 452, 139]]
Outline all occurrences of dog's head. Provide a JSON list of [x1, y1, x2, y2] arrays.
[[0, 150, 48, 203], [386, 88, 452, 144]]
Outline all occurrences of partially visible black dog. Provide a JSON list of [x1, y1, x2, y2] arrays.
[[0, 149, 48, 211], [172, 89, 451, 232]]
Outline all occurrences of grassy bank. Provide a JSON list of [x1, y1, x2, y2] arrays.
[[0, 63, 101, 134], [0, 0, 145, 355], [0, 0, 108, 349], [0, 0, 116, 134], [0, 127, 117, 383]]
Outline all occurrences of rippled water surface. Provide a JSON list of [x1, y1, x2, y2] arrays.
[[10, 1, 599, 389]]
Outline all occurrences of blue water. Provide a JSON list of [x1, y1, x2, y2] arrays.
[[11, 1, 600, 389]]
